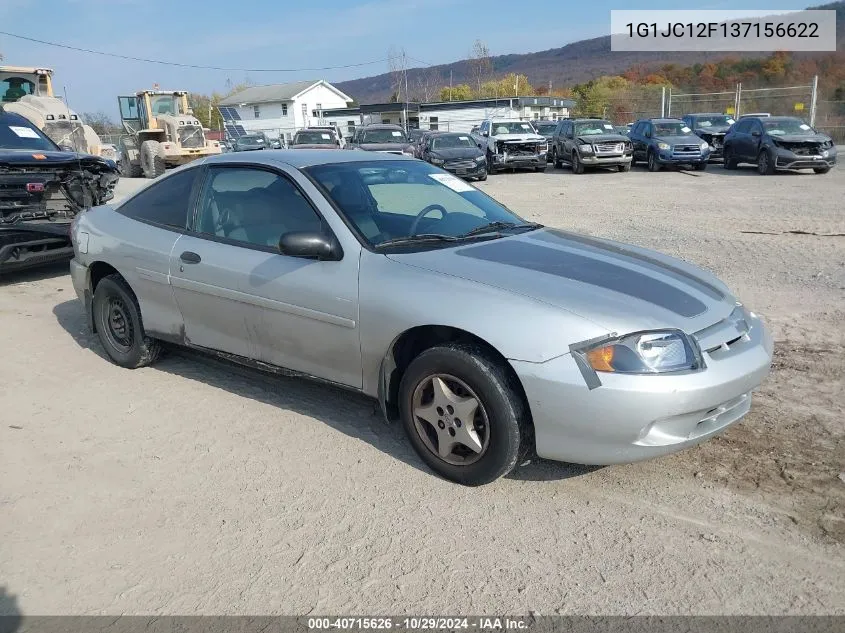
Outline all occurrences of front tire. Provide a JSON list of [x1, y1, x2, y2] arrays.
[[618, 162, 631, 172], [486, 151, 497, 175], [813, 166, 831, 174], [757, 149, 776, 175], [552, 147, 562, 168], [723, 146, 738, 170], [399, 344, 529, 486], [92, 274, 162, 369], [571, 151, 585, 174], [694, 162, 707, 171], [647, 150, 662, 172], [140, 140, 166, 179]]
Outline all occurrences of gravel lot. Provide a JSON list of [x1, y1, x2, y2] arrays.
[[1, 161, 843, 616]]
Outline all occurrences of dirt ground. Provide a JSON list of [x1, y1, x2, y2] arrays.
[[1, 160, 843, 616]]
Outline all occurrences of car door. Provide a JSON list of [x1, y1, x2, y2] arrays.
[[107, 167, 200, 339], [731, 119, 752, 159], [748, 119, 764, 160], [169, 163, 364, 388], [630, 122, 644, 160]]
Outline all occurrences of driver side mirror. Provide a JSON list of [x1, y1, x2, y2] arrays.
[[279, 231, 342, 261], [482, 131, 489, 137], [751, 130, 761, 137]]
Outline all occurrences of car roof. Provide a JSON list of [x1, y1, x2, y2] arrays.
[[203, 149, 415, 169], [685, 112, 726, 117], [0, 109, 37, 126], [645, 118, 684, 123], [361, 124, 404, 130]]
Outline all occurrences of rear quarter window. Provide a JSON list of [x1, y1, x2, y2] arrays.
[[117, 167, 198, 230]]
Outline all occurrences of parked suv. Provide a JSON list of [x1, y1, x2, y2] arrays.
[[722, 116, 836, 175], [682, 113, 736, 161], [347, 124, 414, 155], [629, 118, 710, 171], [550, 118, 633, 173], [476, 119, 547, 173]]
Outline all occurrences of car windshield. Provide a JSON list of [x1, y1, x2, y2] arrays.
[[306, 160, 535, 248], [653, 121, 691, 136], [430, 134, 476, 149], [763, 119, 815, 135], [491, 122, 535, 135], [294, 131, 336, 144], [533, 122, 557, 134], [0, 120, 60, 151], [239, 136, 263, 143], [362, 128, 407, 143], [693, 115, 735, 127], [574, 120, 615, 135]]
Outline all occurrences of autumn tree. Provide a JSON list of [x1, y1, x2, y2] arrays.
[[82, 111, 121, 136], [438, 84, 473, 101]]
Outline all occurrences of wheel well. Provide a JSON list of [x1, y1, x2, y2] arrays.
[[89, 261, 120, 292], [382, 325, 532, 426]]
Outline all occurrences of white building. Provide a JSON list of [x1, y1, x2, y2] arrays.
[[319, 96, 575, 136], [218, 79, 354, 141]]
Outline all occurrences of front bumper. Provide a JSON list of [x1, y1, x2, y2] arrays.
[[0, 223, 73, 273], [439, 160, 487, 178], [511, 313, 773, 465], [580, 153, 633, 166], [492, 153, 546, 170], [657, 149, 711, 165], [774, 147, 837, 170], [69, 258, 94, 331]]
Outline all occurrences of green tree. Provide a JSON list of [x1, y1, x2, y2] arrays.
[[438, 84, 473, 101]]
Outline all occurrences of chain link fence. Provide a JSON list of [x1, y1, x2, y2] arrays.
[[668, 80, 818, 122]]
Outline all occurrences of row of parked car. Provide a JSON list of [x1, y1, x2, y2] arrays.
[[222, 111, 838, 180]]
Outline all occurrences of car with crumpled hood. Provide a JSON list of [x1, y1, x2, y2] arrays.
[[347, 124, 415, 157], [0, 109, 118, 273], [68, 150, 772, 486], [478, 119, 547, 173], [722, 115, 837, 175], [682, 113, 736, 161], [550, 118, 633, 173], [291, 128, 342, 150]]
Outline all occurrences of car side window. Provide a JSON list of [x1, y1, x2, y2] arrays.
[[117, 167, 197, 230], [644, 123, 652, 138], [735, 120, 750, 134], [751, 121, 763, 135], [195, 166, 323, 250]]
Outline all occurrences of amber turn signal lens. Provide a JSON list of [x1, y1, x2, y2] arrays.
[[586, 346, 615, 372]]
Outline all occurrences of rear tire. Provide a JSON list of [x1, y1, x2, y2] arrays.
[[571, 151, 585, 174], [92, 274, 162, 369], [399, 343, 530, 486], [140, 140, 166, 179], [647, 150, 662, 172], [757, 149, 776, 175]]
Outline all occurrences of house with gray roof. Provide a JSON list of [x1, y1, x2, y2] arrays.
[[217, 79, 354, 141]]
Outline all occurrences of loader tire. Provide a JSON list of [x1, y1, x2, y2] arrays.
[[140, 140, 166, 179]]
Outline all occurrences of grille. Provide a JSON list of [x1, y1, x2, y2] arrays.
[[178, 125, 205, 148], [694, 307, 750, 357], [595, 142, 625, 154], [445, 159, 476, 169], [672, 144, 701, 155], [786, 145, 821, 156]]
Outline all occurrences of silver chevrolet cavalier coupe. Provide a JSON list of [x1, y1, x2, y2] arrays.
[[69, 151, 773, 485]]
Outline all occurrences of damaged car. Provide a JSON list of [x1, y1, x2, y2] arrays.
[[682, 113, 736, 161], [420, 132, 487, 181], [0, 109, 118, 274], [477, 119, 547, 173], [722, 116, 837, 175]]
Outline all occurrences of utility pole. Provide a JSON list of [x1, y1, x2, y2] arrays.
[[403, 50, 410, 130], [809, 74, 818, 127], [660, 86, 665, 118], [449, 70, 453, 101]]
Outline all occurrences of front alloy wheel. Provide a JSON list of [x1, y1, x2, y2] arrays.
[[757, 149, 776, 175], [399, 344, 529, 486]]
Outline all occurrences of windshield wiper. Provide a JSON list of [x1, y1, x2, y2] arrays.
[[459, 221, 543, 238], [374, 233, 459, 249]]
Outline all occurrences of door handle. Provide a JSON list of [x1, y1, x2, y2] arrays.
[[180, 251, 201, 264]]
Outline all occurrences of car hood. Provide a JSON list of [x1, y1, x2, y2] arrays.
[[358, 142, 411, 152], [654, 134, 704, 145], [0, 149, 116, 169], [430, 147, 484, 160], [576, 133, 629, 144], [694, 126, 730, 135], [386, 228, 737, 335], [492, 133, 545, 143], [770, 134, 832, 143]]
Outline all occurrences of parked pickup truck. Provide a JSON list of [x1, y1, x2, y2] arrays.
[[476, 119, 547, 174]]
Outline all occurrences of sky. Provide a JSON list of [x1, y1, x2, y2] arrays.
[[0, 0, 817, 118]]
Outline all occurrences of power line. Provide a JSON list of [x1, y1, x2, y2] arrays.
[[0, 30, 397, 72]]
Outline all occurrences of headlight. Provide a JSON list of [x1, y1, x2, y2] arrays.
[[700, 141, 709, 150], [580, 330, 703, 374], [657, 142, 670, 150], [578, 144, 593, 153], [474, 155, 485, 163], [430, 157, 444, 165]]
